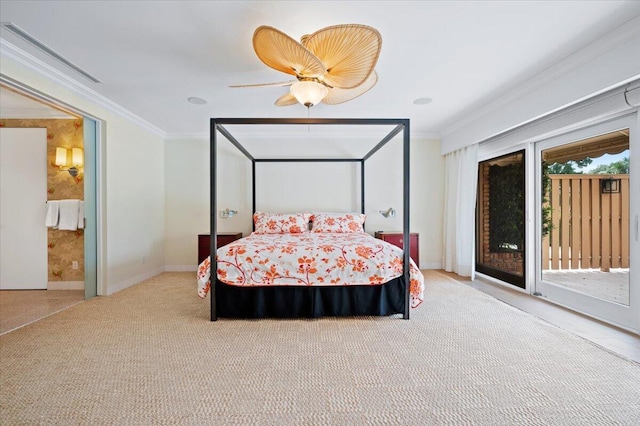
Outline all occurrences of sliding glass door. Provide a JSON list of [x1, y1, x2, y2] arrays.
[[476, 151, 525, 288], [535, 115, 638, 331]]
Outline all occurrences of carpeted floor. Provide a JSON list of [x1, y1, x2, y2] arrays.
[[1, 270, 639, 425]]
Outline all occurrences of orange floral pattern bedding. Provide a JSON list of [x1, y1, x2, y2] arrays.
[[311, 213, 365, 233], [197, 232, 424, 308], [253, 212, 311, 234]]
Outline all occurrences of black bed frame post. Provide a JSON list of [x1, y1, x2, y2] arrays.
[[360, 160, 365, 214], [402, 119, 410, 320], [210, 119, 218, 321], [252, 160, 256, 231]]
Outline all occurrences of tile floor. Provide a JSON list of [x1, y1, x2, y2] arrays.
[[0, 289, 84, 335], [542, 268, 629, 305], [445, 271, 640, 363]]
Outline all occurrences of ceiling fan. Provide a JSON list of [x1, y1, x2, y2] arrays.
[[232, 24, 382, 107]]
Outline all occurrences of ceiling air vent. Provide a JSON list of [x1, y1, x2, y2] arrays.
[[1, 22, 101, 83]]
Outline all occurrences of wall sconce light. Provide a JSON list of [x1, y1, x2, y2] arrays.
[[379, 207, 396, 218], [55, 147, 83, 177], [220, 208, 238, 218], [601, 178, 621, 194]]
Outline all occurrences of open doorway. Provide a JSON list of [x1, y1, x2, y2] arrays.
[[535, 115, 637, 331], [0, 84, 98, 334], [541, 130, 629, 304]]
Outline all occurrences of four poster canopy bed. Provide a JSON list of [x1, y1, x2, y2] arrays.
[[197, 118, 424, 321]]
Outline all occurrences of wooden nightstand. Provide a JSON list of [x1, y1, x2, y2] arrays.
[[374, 231, 420, 267], [198, 232, 243, 265]]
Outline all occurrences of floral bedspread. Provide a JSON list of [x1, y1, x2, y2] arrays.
[[197, 232, 424, 308]]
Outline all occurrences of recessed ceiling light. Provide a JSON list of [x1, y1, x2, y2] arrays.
[[187, 96, 207, 105], [413, 97, 432, 105]]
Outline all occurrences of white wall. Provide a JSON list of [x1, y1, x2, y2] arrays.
[[1, 53, 166, 295], [105, 121, 165, 293], [164, 135, 444, 270], [410, 137, 445, 269], [164, 137, 211, 270], [256, 162, 360, 214]]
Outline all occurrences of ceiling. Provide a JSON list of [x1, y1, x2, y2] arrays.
[[1, 1, 639, 145]]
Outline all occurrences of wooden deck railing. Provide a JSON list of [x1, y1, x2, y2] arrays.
[[542, 174, 629, 271]]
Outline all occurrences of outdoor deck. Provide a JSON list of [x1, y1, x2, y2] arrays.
[[542, 268, 630, 305]]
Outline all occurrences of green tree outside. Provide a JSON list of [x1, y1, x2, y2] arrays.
[[588, 157, 629, 174], [546, 158, 593, 174]]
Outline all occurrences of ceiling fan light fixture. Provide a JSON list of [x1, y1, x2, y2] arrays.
[[290, 81, 328, 107], [237, 24, 381, 107]]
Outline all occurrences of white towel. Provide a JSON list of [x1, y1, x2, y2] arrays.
[[45, 201, 60, 228], [58, 199, 80, 231], [78, 200, 85, 230]]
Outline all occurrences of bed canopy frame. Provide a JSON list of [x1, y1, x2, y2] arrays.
[[210, 117, 411, 321]]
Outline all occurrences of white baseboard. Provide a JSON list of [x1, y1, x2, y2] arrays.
[[107, 266, 165, 295], [421, 262, 442, 270], [164, 265, 197, 272], [48, 281, 84, 290]]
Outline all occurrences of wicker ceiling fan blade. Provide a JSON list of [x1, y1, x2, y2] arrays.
[[229, 80, 296, 88], [274, 92, 298, 107], [322, 71, 378, 105], [302, 24, 381, 89], [253, 26, 326, 79]]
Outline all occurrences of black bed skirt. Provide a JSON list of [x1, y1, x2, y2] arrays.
[[215, 277, 406, 319]]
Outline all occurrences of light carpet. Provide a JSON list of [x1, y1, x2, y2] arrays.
[[1, 270, 639, 425]]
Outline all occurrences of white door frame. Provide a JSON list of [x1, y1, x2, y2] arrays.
[[534, 113, 639, 332], [1, 77, 106, 297]]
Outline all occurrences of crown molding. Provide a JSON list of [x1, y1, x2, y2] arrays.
[[440, 14, 640, 139], [0, 39, 166, 138]]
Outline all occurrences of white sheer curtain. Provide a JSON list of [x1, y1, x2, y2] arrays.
[[442, 144, 479, 278]]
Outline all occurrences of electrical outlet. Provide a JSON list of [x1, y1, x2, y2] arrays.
[[142, 256, 146, 264], [72, 261, 79, 270]]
